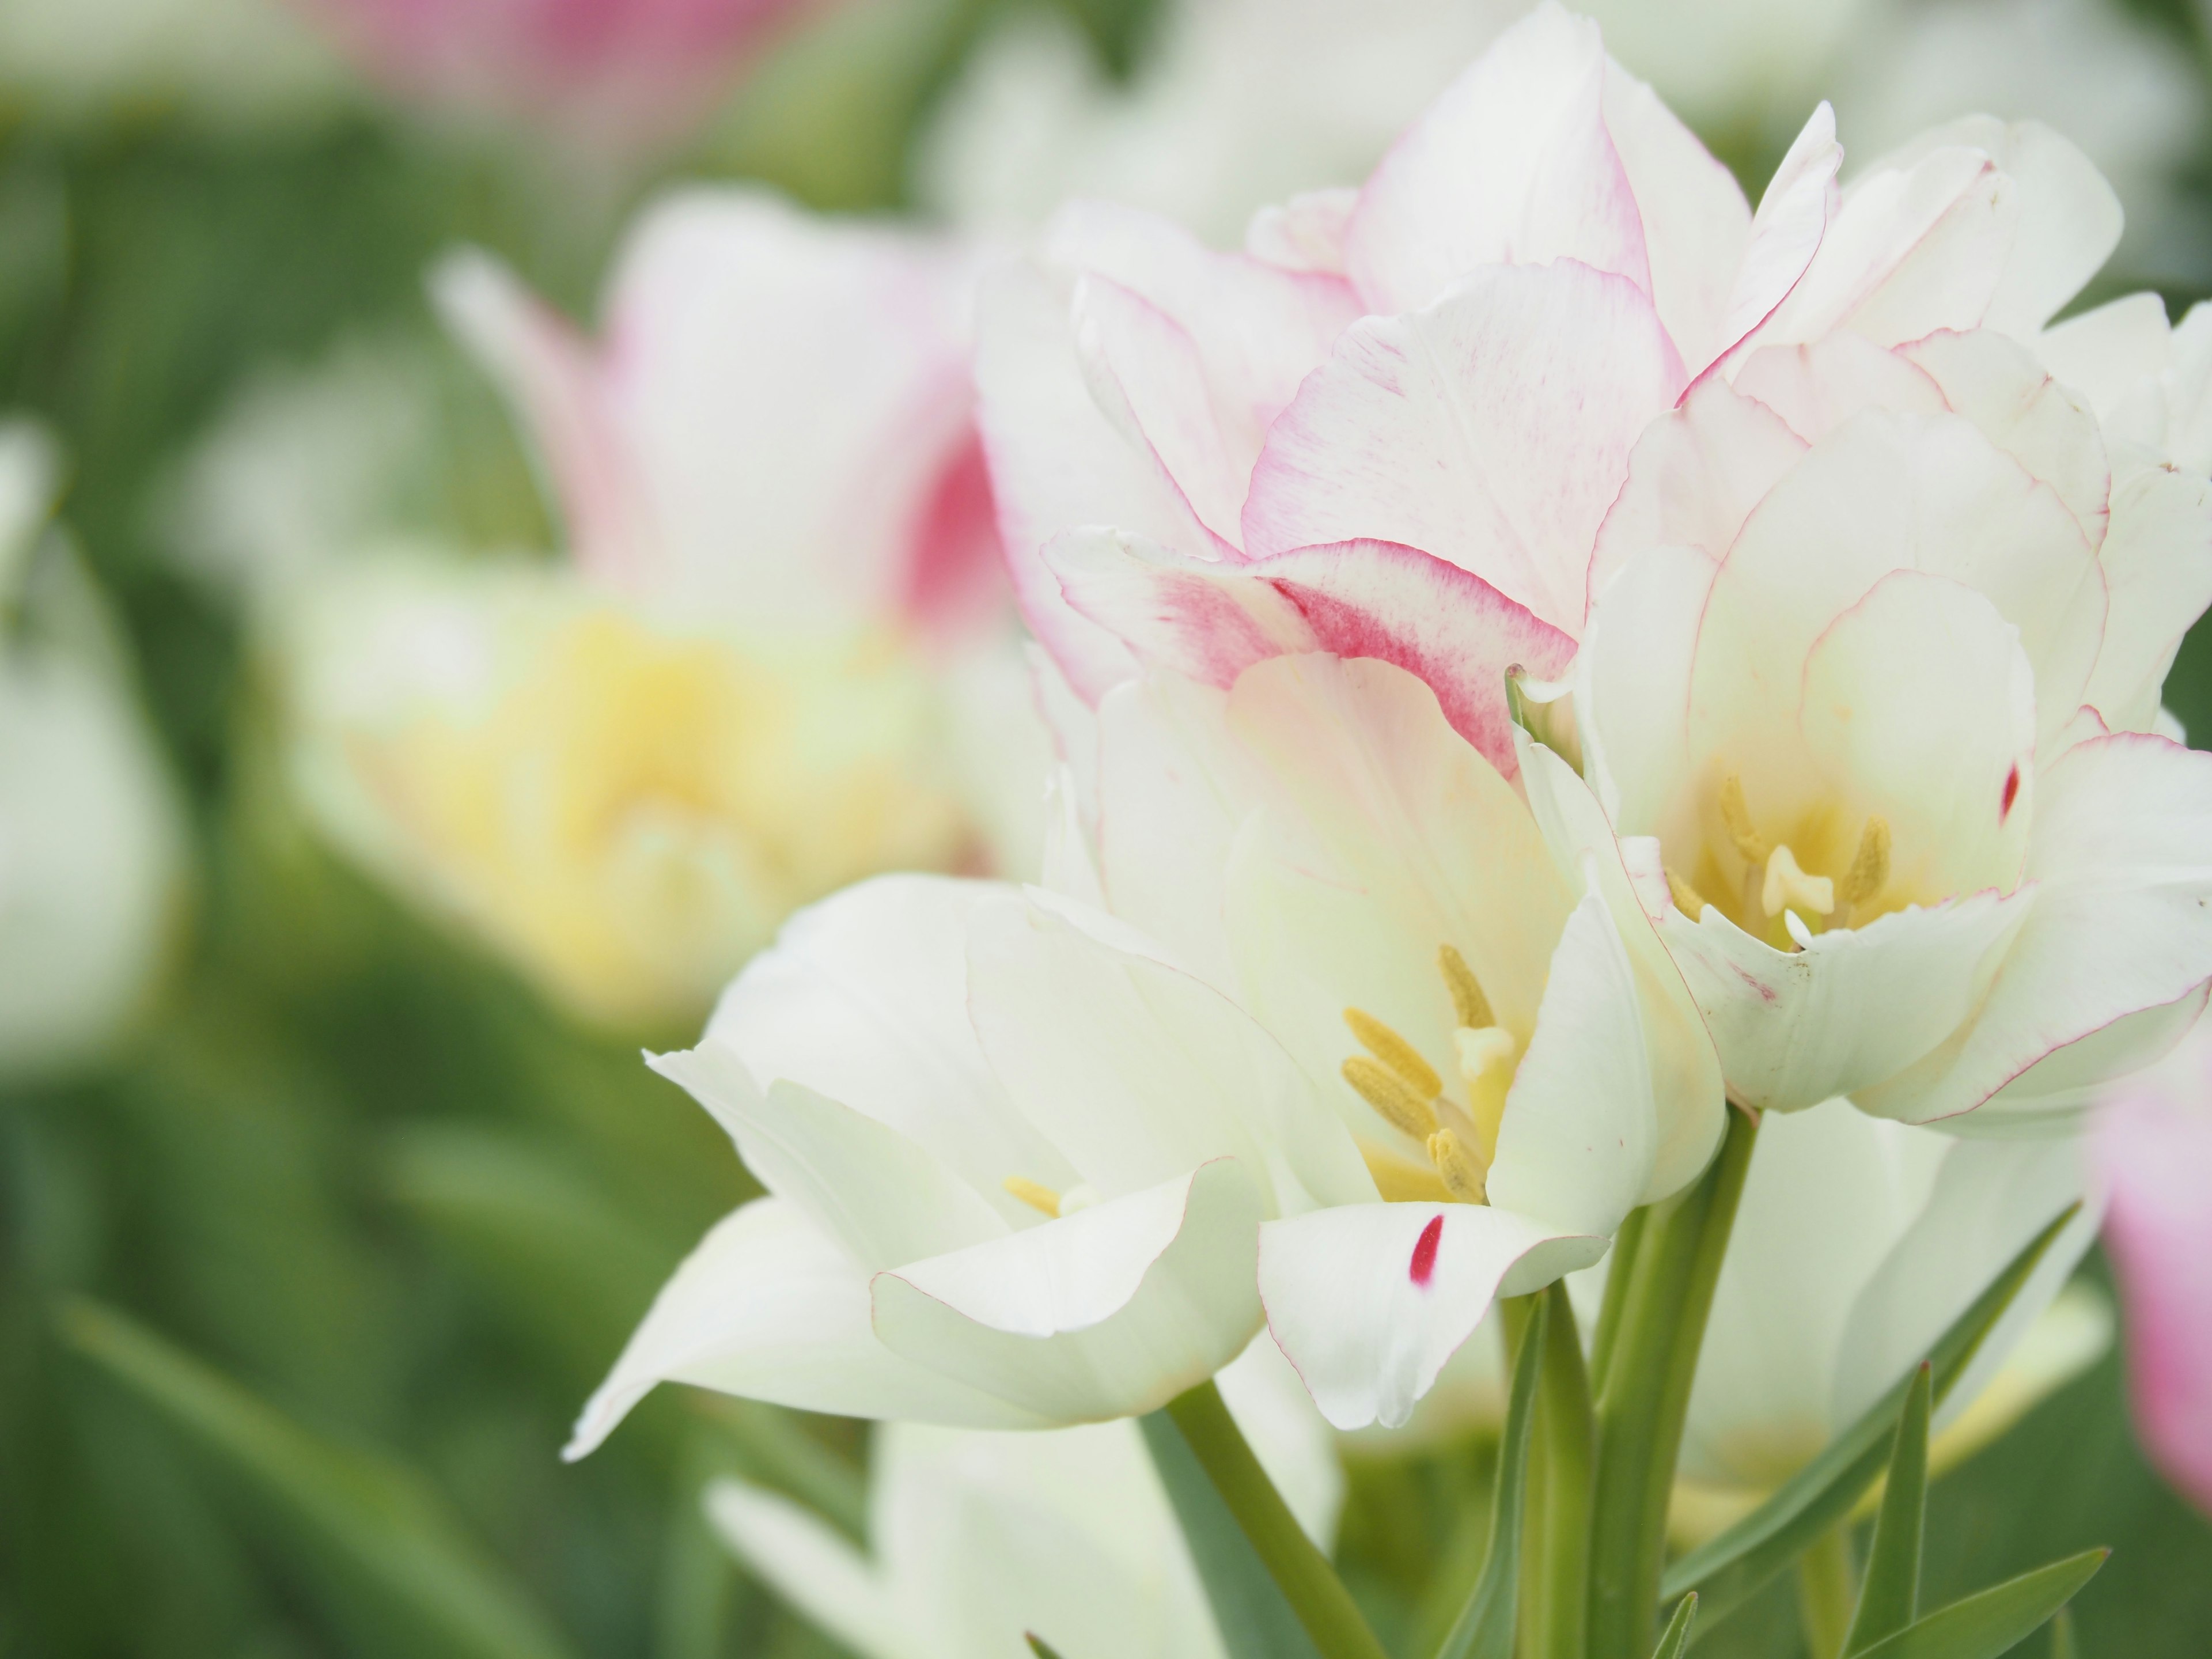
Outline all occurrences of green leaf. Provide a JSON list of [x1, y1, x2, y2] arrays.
[[1027, 1638, 1068, 1659], [59, 1298, 578, 1659], [1663, 1204, 2081, 1623], [1850, 1551, 2108, 1659], [1138, 1407, 1323, 1659], [1651, 1594, 1700, 1659], [1437, 1294, 1547, 1659], [1847, 1362, 1933, 1655], [2048, 1607, 2077, 1659]]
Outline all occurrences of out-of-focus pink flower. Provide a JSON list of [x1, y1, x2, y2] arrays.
[[294, 0, 816, 151], [2096, 1024, 2212, 1514]]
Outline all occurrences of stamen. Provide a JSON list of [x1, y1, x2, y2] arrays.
[[1436, 944, 1494, 1031], [1761, 844, 1835, 919], [1002, 1175, 1062, 1218], [1665, 867, 1709, 919], [1837, 816, 1891, 910], [1058, 1183, 1100, 1215], [1343, 1056, 1440, 1140], [1427, 1129, 1488, 1204], [1455, 1026, 1516, 1158], [1343, 1007, 1442, 1098], [1718, 774, 1768, 863]]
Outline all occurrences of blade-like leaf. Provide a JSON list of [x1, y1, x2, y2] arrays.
[[1651, 1594, 1699, 1659], [1437, 1295, 1548, 1659], [1138, 1409, 1323, 1659], [2048, 1607, 2077, 1659], [1663, 1205, 2079, 1622], [60, 1299, 577, 1659], [1850, 1551, 2108, 1659], [1847, 1362, 1932, 1654], [1027, 1637, 1068, 1658]]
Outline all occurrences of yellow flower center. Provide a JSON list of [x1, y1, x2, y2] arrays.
[[1339, 945, 1516, 1205], [1666, 772, 1895, 950]]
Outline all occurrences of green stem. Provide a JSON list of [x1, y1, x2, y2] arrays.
[[1585, 1108, 1759, 1659], [1586, 1204, 1647, 1399], [1530, 1280, 1593, 1659], [1164, 1380, 1391, 1659], [1796, 1527, 1856, 1659]]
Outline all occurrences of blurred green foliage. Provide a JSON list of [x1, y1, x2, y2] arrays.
[[4, 0, 2212, 1656]]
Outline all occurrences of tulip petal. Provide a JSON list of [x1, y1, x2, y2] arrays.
[[1919, 118, 2122, 339], [872, 1159, 1268, 1422], [1730, 333, 1948, 446], [1706, 103, 1840, 370], [1244, 260, 1685, 634], [568, 1198, 1050, 1458], [1259, 1201, 1604, 1429], [1343, 2, 1648, 316], [705, 1483, 900, 1659], [2036, 291, 2172, 420], [1052, 529, 1576, 778], [2081, 461, 2212, 734], [1857, 733, 2212, 1126]]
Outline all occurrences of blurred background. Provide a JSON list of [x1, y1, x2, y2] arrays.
[[5, 0, 2212, 1655]]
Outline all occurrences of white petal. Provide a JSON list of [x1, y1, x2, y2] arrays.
[[2036, 291, 2172, 421], [2081, 461, 2212, 734], [1919, 118, 2122, 339], [1730, 333, 1948, 446], [704, 1482, 903, 1659], [872, 1159, 1268, 1422], [1578, 541, 1718, 832], [1259, 1202, 1604, 1430], [1857, 734, 2212, 1125], [1243, 260, 1685, 635], [1343, 2, 1649, 315], [1707, 103, 1840, 369], [567, 1198, 1048, 1458]]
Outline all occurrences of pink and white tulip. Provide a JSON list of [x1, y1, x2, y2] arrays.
[[2094, 1021, 2212, 1515]]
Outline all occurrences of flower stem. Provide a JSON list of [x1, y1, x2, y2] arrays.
[[1529, 1279, 1593, 1659], [1163, 1378, 1391, 1659], [1585, 1107, 1759, 1659], [1796, 1525, 1856, 1659]]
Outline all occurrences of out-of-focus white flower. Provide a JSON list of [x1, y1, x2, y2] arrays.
[[0, 0, 348, 129], [175, 188, 1051, 1031], [707, 1340, 1340, 1659], [0, 423, 187, 1081], [2092, 1018, 2212, 1516], [1669, 1099, 2105, 1539]]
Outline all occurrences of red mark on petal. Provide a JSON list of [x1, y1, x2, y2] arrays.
[[1409, 1214, 1444, 1286], [2001, 764, 2021, 823]]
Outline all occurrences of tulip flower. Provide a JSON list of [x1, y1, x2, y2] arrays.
[[707, 1339, 1340, 1659], [2094, 1020, 2212, 1515], [0, 424, 187, 1080], [213, 188, 1041, 1030]]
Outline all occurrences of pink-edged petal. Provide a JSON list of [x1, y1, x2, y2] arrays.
[[2037, 291, 2173, 421], [1857, 734, 2212, 1126], [1729, 334, 1948, 446], [1975, 981, 2210, 1132], [567, 1197, 1051, 1459], [433, 249, 656, 589], [1587, 381, 1801, 607], [1599, 57, 1751, 371], [1899, 329, 2110, 547], [1705, 103, 1841, 372], [1244, 260, 1686, 635], [1051, 529, 1575, 778], [2081, 462, 2212, 734], [1517, 738, 1726, 1202], [2094, 1032, 2212, 1513], [1259, 1202, 1604, 1429], [1659, 891, 2032, 1114], [1343, 2, 1649, 316], [871, 1158, 1268, 1422], [1245, 188, 1359, 276]]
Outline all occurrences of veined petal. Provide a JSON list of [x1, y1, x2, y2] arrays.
[[1344, 2, 1649, 315], [1579, 540, 1717, 832], [1705, 102, 1840, 371], [1244, 260, 1686, 635], [1857, 734, 2212, 1126], [567, 1197, 1050, 1459], [2036, 291, 2173, 421], [872, 1159, 1268, 1422], [1259, 1202, 1604, 1429], [2081, 461, 2212, 735], [1053, 529, 1576, 779], [1730, 332, 1948, 446]]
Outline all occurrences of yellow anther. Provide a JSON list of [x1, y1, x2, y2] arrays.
[[1455, 1025, 1517, 1158], [1718, 774, 1768, 863], [1002, 1175, 1063, 1218], [1761, 843, 1835, 920], [1343, 1056, 1441, 1140], [1427, 1128, 1489, 1205], [1665, 867, 1710, 919], [1436, 944, 1494, 1031], [1343, 1007, 1442, 1099], [1837, 816, 1891, 910]]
